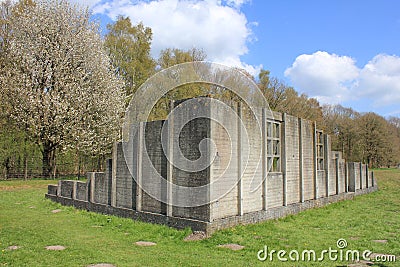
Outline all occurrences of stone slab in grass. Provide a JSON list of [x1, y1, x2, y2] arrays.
[[87, 264, 116, 267], [7, 246, 21, 250], [135, 241, 156, 247], [45, 245, 66, 251], [217, 244, 245, 251], [184, 231, 207, 241], [372, 239, 388, 243], [51, 209, 62, 213]]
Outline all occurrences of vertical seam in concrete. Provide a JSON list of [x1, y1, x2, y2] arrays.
[[313, 122, 318, 199], [298, 118, 304, 203], [324, 134, 329, 197], [237, 102, 243, 216], [90, 172, 95, 203], [72, 181, 77, 200], [335, 157, 339, 195], [136, 122, 143, 212], [282, 113, 287, 206], [262, 108, 267, 210], [111, 142, 117, 207], [167, 102, 174, 217]]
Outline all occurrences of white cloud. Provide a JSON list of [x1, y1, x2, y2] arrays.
[[285, 51, 400, 108], [284, 51, 359, 104], [90, 0, 260, 75], [357, 54, 400, 106]]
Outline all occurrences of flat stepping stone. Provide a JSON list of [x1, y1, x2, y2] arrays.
[[87, 264, 116, 267], [7, 246, 21, 250], [51, 209, 62, 213], [217, 243, 245, 251], [135, 241, 156, 247], [184, 231, 207, 241], [45, 245, 66, 251], [372, 239, 388, 243]]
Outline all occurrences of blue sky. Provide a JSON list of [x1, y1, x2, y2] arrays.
[[77, 0, 400, 117]]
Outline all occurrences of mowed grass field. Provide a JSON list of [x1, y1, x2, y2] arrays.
[[0, 169, 399, 267]]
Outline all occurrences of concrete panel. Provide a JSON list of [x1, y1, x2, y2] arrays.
[[141, 120, 167, 214], [75, 181, 87, 201], [267, 173, 283, 208], [47, 184, 58, 196], [317, 171, 326, 198], [301, 120, 315, 201], [240, 106, 263, 213], [59, 180, 74, 199], [210, 110, 239, 220], [284, 114, 300, 204], [115, 142, 135, 209], [171, 102, 210, 221]]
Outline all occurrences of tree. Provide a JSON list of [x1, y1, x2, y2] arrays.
[[1, 0, 124, 178], [322, 104, 361, 161], [258, 69, 323, 123], [148, 48, 208, 120], [105, 17, 155, 103], [158, 48, 206, 69], [356, 113, 392, 168]]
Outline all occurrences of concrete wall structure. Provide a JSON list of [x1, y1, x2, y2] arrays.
[[46, 97, 378, 234]]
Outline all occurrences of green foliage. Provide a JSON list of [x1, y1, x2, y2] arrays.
[[105, 16, 156, 104], [258, 69, 324, 124]]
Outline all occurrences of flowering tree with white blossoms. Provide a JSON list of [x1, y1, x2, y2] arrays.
[[2, 0, 125, 178]]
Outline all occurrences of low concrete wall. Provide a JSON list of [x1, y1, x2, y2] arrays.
[[46, 185, 378, 235]]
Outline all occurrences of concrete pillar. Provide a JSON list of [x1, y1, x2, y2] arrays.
[[166, 106, 174, 217], [282, 113, 287, 206], [313, 122, 318, 199], [324, 134, 329, 197], [335, 157, 339, 195], [111, 142, 117, 207], [298, 118, 304, 203], [348, 163, 356, 192], [262, 108, 268, 210], [72, 181, 77, 200], [136, 122, 144, 212], [237, 102, 243, 215], [106, 159, 112, 206], [89, 172, 95, 203]]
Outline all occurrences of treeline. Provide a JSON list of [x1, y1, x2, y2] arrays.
[[0, 0, 399, 179], [256, 70, 400, 168]]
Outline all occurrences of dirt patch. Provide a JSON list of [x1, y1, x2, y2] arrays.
[[45, 245, 66, 251], [7, 246, 21, 250], [184, 231, 207, 241], [135, 241, 156, 247], [217, 244, 245, 251]]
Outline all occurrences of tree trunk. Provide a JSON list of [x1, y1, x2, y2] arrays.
[[42, 141, 54, 179]]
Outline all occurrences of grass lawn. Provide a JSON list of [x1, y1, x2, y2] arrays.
[[0, 169, 399, 267]]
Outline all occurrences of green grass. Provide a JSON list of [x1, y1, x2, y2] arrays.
[[1, 169, 399, 267]]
